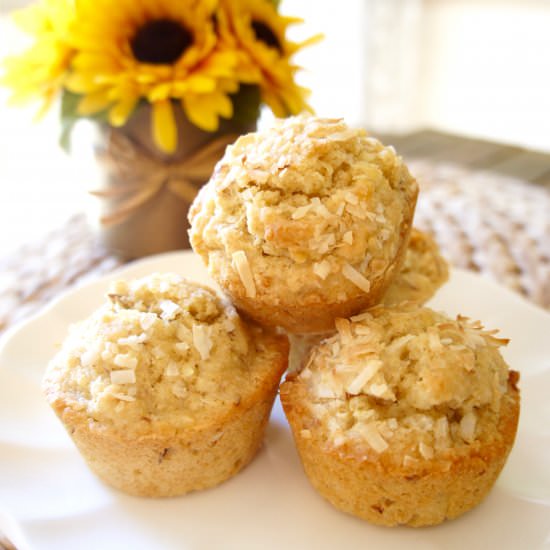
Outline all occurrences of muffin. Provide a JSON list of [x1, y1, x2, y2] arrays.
[[287, 229, 448, 373], [189, 115, 418, 333], [43, 273, 288, 497], [281, 305, 520, 526], [382, 228, 449, 306]]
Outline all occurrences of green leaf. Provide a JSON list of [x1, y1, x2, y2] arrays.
[[230, 84, 261, 126], [60, 89, 81, 120], [59, 90, 81, 151], [58, 89, 110, 152]]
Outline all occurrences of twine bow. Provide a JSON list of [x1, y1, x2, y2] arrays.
[[90, 130, 238, 226]]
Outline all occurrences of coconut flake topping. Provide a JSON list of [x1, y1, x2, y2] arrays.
[[232, 250, 257, 298]]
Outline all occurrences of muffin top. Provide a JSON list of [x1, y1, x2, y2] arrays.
[[382, 229, 449, 306], [289, 305, 515, 467], [189, 115, 418, 301], [44, 273, 280, 437]]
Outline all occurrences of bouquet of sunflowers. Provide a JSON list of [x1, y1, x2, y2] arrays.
[[2, 0, 318, 153]]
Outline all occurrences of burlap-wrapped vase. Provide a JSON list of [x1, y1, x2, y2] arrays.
[[90, 103, 255, 259]]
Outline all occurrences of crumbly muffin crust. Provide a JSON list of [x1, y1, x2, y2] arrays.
[[287, 229, 448, 373], [43, 273, 289, 496], [382, 229, 449, 306], [281, 305, 520, 526], [44, 273, 272, 436], [189, 116, 418, 332]]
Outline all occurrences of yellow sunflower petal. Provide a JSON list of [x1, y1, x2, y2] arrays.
[[183, 74, 217, 94], [148, 83, 172, 102], [183, 91, 233, 132], [77, 90, 112, 115], [34, 90, 57, 120], [65, 72, 100, 94], [261, 87, 288, 118], [72, 52, 120, 73], [13, 3, 49, 34], [218, 78, 240, 94], [108, 95, 139, 127], [152, 100, 177, 154], [218, 0, 319, 120], [2, 0, 75, 111]]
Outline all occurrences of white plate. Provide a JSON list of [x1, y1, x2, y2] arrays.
[[1, 251, 549, 550]]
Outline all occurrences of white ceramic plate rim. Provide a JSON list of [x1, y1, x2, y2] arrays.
[[1, 251, 549, 550]]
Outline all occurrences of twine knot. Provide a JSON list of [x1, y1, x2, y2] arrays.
[[90, 130, 238, 226]]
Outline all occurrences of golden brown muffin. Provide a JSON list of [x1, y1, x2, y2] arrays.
[[281, 305, 519, 527], [382, 228, 449, 306], [287, 229, 448, 373], [189, 115, 418, 333], [43, 273, 288, 497]]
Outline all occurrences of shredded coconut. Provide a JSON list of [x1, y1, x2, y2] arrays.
[[459, 412, 477, 442], [192, 324, 213, 360], [111, 392, 136, 402], [159, 299, 180, 320], [165, 361, 180, 377], [175, 342, 190, 354], [44, 274, 261, 434], [113, 354, 138, 369], [110, 369, 136, 385], [232, 250, 256, 298], [140, 313, 157, 331], [419, 441, 434, 459], [313, 260, 331, 280], [296, 305, 512, 461], [346, 359, 383, 395], [342, 263, 371, 293], [188, 115, 418, 316], [292, 204, 312, 220], [362, 423, 389, 453], [345, 203, 367, 220]]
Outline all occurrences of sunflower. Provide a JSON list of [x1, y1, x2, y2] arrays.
[[1, 0, 75, 117], [1, 0, 320, 154], [65, 0, 240, 153], [217, 0, 319, 118]]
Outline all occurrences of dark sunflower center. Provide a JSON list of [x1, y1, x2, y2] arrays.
[[251, 20, 282, 53], [131, 19, 192, 64]]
